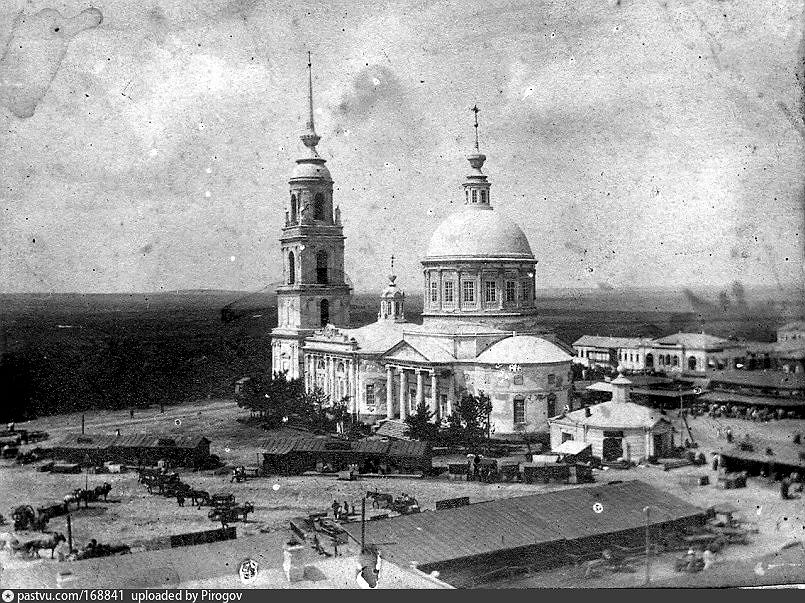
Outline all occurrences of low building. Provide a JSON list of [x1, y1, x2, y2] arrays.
[[342, 480, 705, 587], [42, 433, 211, 468], [549, 372, 674, 461], [258, 435, 432, 475], [718, 437, 805, 477], [573, 332, 754, 374], [697, 370, 805, 417], [777, 320, 805, 343]]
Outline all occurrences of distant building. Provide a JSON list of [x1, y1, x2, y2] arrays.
[[573, 332, 750, 374], [698, 370, 805, 417], [549, 370, 675, 461], [777, 320, 805, 343]]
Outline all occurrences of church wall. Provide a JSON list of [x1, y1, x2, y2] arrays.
[[459, 361, 571, 434]]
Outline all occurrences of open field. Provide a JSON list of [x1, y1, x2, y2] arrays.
[[1, 399, 803, 587]]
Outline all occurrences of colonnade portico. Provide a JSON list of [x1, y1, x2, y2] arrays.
[[303, 352, 358, 414], [383, 364, 451, 421]]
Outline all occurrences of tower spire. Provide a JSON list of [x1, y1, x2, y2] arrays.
[[300, 51, 321, 157], [472, 104, 480, 151]]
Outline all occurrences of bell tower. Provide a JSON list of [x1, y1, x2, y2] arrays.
[[271, 53, 352, 379]]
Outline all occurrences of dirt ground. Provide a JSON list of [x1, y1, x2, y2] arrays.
[[1, 400, 803, 588]]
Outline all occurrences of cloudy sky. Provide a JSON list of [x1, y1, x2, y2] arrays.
[[0, 0, 803, 294]]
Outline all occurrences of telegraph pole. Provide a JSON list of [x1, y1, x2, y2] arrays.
[[644, 505, 651, 584]]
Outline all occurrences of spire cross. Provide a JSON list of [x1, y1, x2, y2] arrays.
[[306, 51, 315, 132], [471, 104, 480, 151]]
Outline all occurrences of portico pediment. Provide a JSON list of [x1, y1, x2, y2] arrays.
[[381, 341, 431, 363]]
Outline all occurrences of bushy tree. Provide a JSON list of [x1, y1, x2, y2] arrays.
[[448, 391, 492, 446], [404, 401, 440, 442], [237, 371, 303, 426]]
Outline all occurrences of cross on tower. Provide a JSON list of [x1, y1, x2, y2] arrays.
[[471, 104, 480, 151]]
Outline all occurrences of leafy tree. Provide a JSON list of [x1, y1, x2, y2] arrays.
[[237, 371, 303, 426], [404, 401, 440, 442], [450, 391, 493, 446]]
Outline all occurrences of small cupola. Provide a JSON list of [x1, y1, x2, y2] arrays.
[[378, 256, 405, 322], [462, 105, 492, 209], [610, 366, 632, 404]]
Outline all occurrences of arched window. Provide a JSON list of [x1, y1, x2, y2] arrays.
[[688, 356, 697, 371], [314, 193, 326, 221], [320, 299, 330, 326], [316, 250, 328, 284], [672, 356, 678, 366], [288, 251, 296, 285], [290, 194, 297, 223]]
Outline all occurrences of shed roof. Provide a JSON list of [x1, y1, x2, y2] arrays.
[[699, 391, 805, 409], [342, 481, 703, 569], [374, 420, 411, 440], [552, 401, 670, 430], [719, 440, 805, 469], [652, 332, 730, 349], [552, 440, 592, 455], [51, 433, 208, 450], [707, 370, 805, 391], [388, 440, 431, 459]]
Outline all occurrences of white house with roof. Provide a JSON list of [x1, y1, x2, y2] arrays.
[[548, 371, 674, 462], [573, 332, 750, 373]]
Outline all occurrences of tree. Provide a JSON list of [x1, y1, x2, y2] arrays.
[[404, 401, 440, 442], [450, 392, 492, 446], [237, 371, 303, 426], [296, 387, 333, 433]]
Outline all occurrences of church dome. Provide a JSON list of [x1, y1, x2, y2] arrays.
[[476, 335, 571, 365], [426, 207, 534, 260], [292, 158, 331, 181]]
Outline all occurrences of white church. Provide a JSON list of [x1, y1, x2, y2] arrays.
[[271, 61, 572, 435]]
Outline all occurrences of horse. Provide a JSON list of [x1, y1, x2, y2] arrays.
[[73, 488, 98, 508], [187, 489, 210, 507], [234, 502, 254, 522], [93, 482, 112, 501], [21, 532, 66, 559], [365, 490, 393, 509]]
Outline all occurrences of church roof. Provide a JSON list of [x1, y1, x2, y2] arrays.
[[552, 400, 669, 430], [475, 335, 572, 365], [425, 207, 534, 261], [291, 159, 331, 180], [342, 320, 406, 354]]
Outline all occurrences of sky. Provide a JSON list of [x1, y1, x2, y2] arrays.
[[0, 0, 803, 295]]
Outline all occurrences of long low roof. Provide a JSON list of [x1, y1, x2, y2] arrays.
[[48, 433, 209, 450], [258, 436, 430, 459], [342, 480, 703, 570], [719, 441, 805, 469], [573, 335, 648, 349], [699, 391, 805, 409], [707, 370, 805, 390], [552, 400, 670, 429]]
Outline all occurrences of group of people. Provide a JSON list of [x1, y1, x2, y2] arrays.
[[331, 499, 355, 520], [704, 404, 800, 422]]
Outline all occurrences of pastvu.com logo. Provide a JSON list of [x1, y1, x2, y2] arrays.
[[2, 589, 15, 602]]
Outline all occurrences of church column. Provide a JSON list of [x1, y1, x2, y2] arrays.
[[399, 369, 408, 420], [415, 369, 424, 411], [448, 374, 456, 416], [430, 371, 439, 420], [348, 359, 357, 414], [386, 366, 394, 419]]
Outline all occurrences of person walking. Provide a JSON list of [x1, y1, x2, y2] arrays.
[[712, 454, 719, 472], [725, 427, 733, 443], [176, 491, 185, 507]]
